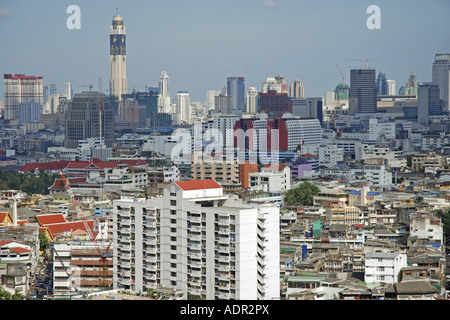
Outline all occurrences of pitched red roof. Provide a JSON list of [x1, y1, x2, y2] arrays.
[[49, 177, 87, 190], [46, 220, 96, 238], [36, 214, 67, 226], [9, 247, 31, 254], [19, 160, 70, 173], [0, 211, 11, 224], [0, 240, 13, 246], [174, 179, 222, 191], [65, 158, 148, 170]]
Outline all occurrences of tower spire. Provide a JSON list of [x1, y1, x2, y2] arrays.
[[115, 1, 118, 16]]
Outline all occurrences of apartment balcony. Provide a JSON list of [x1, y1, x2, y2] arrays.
[[187, 214, 203, 223], [188, 233, 202, 242], [145, 255, 158, 263], [216, 218, 230, 225], [187, 251, 204, 259], [215, 245, 230, 254], [215, 254, 231, 263]]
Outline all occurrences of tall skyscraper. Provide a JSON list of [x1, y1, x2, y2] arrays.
[[49, 83, 57, 96], [109, 10, 127, 101], [64, 92, 115, 148], [175, 91, 191, 125], [403, 72, 419, 96], [289, 79, 304, 98], [64, 82, 73, 100], [376, 71, 388, 95], [227, 76, 245, 112], [259, 91, 292, 117], [245, 87, 258, 113], [417, 84, 441, 125], [387, 80, 396, 95], [158, 71, 171, 113], [432, 53, 450, 111], [3, 74, 43, 120], [349, 68, 377, 114]]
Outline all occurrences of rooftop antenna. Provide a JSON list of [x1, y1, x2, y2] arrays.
[[115, 1, 118, 15]]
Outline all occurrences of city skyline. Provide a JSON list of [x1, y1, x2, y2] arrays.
[[1, 0, 449, 102]]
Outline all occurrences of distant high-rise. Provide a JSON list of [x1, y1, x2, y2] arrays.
[[175, 91, 191, 125], [418, 84, 441, 125], [376, 71, 388, 95], [214, 94, 231, 114], [3, 74, 43, 120], [158, 71, 171, 113], [49, 83, 57, 96], [19, 100, 40, 124], [261, 75, 287, 94], [349, 68, 377, 114], [65, 91, 115, 148], [387, 80, 396, 95], [109, 10, 127, 101], [289, 79, 304, 98], [259, 91, 292, 117], [227, 76, 245, 112], [432, 53, 450, 111], [403, 73, 419, 96], [64, 82, 73, 100], [245, 87, 258, 113]]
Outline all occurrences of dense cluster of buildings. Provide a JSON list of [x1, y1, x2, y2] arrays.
[[0, 10, 450, 301]]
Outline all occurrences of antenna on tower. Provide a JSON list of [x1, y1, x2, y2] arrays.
[[115, 1, 119, 15]]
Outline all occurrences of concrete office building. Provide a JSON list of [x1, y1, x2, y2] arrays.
[[112, 179, 280, 300], [349, 69, 377, 114], [18, 100, 41, 124], [64, 91, 115, 148], [432, 53, 450, 111], [227, 76, 245, 113], [418, 84, 441, 125]]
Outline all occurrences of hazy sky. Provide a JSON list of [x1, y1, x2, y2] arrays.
[[1, 0, 449, 101]]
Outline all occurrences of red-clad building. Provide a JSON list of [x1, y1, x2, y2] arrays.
[[258, 90, 292, 116]]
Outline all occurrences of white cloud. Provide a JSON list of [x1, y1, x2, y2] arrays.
[[0, 6, 13, 16], [263, 0, 277, 8]]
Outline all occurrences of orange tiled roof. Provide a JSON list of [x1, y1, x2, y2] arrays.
[[36, 213, 67, 226], [175, 179, 222, 191], [9, 247, 31, 254], [46, 220, 96, 238]]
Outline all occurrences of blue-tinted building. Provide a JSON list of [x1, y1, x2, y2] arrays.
[[227, 76, 245, 112]]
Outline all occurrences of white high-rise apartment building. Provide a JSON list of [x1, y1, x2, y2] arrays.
[[386, 79, 396, 95], [158, 71, 171, 113], [112, 179, 280, 300], [175, 91, 191, 125], [206, 90, 221, 111], [109, 12, 127, 101], [245, 87, 258, 113], [64, 82, 73, 100], [284, 118, 323, 151], [3, 74, 43, 120]]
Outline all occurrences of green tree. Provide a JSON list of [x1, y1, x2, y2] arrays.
[[39, 232, 50, 251], [284, 181, 320, 206], [0, 287, 23, 300]]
